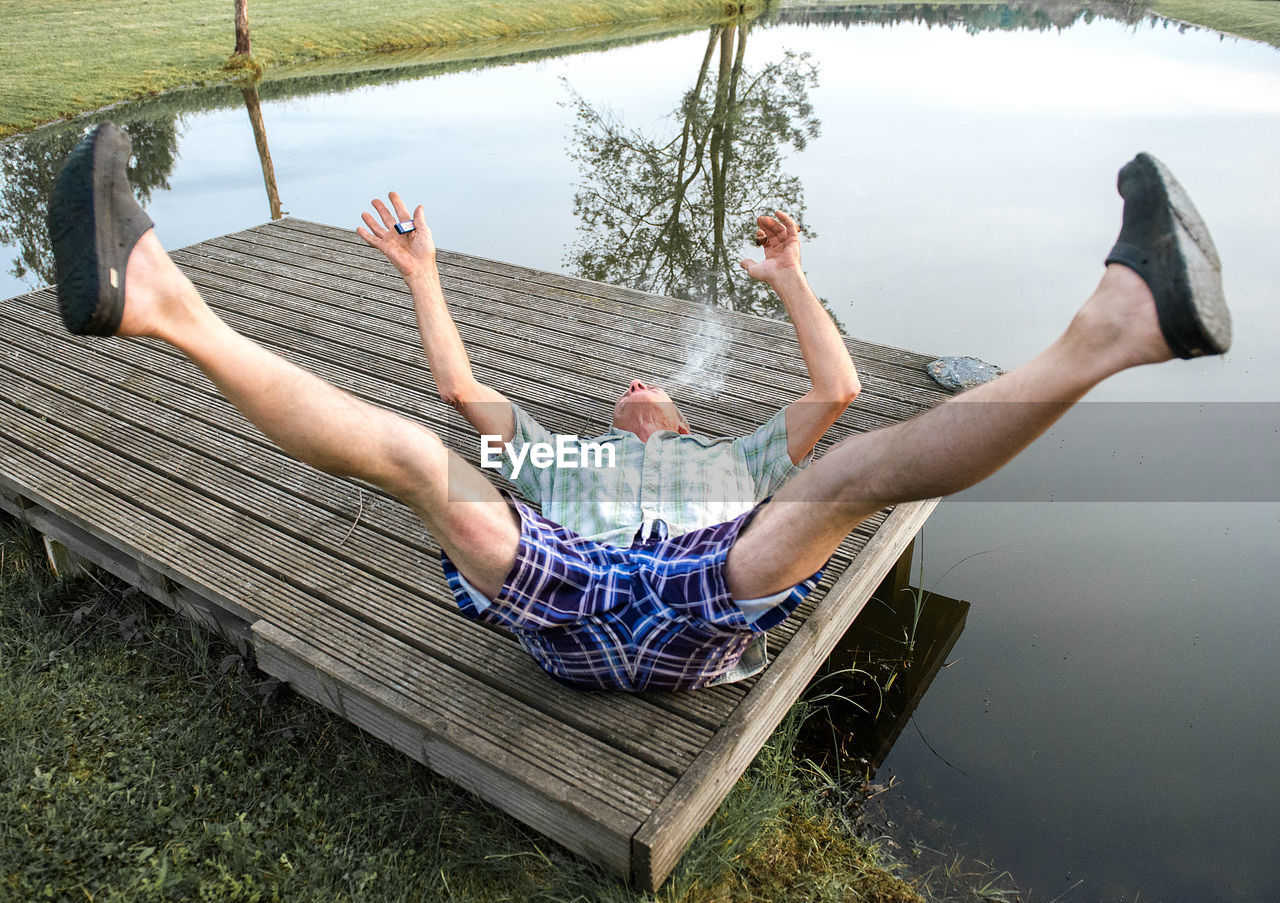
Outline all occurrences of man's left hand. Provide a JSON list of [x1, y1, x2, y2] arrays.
[[357, 191, 438, 284]]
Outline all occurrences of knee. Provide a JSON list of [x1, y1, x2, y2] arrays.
[[375, 419, 449, 495]]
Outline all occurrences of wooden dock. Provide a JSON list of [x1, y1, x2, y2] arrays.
[[0, 219, 947, 889]]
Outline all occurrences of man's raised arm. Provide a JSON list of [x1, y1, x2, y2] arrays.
[[358, 193, 515, 445], [739, 211, 861, 464]]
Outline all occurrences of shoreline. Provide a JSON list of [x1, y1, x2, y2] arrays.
[[5, 0, 1277, 141], [0, 0, 765, 139]]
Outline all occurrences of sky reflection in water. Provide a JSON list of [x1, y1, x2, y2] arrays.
[[2, 9, 1279, 901]]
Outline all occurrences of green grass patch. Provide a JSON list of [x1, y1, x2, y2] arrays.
[[0, 0, 762, 139], [1146, 0, 1280, 46], [0, 515, 920, 901]]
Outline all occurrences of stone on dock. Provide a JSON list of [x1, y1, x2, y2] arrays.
[[926, 355, 1003, 391]]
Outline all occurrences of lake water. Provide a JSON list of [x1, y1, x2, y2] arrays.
[[3, 4, 1278, 900]]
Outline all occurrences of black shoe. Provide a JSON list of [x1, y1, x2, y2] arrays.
[[46, 122, 154, 336], [1105, 153, 1231, 359]]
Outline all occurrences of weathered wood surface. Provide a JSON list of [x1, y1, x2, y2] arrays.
[[0, 218, 948, 889]]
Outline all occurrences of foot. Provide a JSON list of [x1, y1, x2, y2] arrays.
[[116, 229, 207, 341], [1105, 152, 1231, 359], [1067, 263, 1173, 372]]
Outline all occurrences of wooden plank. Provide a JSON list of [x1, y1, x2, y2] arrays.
[[0, 434, 676, 828], [165, 239, 936, 499], [272, 218, 945, 383], [0, 302, 435, 544], [0, 485, 180, 605], [5, 284, 933, 523], [0, 309, 433, 546], [0, 299, 762, 737], [0, 365, 714, 776], [631, 497, 940, 889], [145, 254, 926, 717], [8, 247, 915, 603], [7, 495, 256, 652], [0, 325, 832, 739], [200, 225, 943, 416], [0, 294, 754, 731], [215, 226, 941, 408], [253, 621, 642, 875], [169, 247, 911, 439], [165, 234, 942, 473], [200, 218, 939, 408]]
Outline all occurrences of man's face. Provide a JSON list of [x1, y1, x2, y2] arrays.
[[612, 379, 690, 439]]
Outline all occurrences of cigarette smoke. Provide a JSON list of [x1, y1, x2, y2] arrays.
[[666, 308, 731, 398]]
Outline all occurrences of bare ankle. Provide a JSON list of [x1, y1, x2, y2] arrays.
[[118, 231, 209, 340], [1065, 265, 1171, 369]]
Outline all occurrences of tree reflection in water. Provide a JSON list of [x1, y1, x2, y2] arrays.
[[566, 19, 825, 321], [0, 79, 286, 292], [0, 118, 179, 288], [241, 81, 284, 222]]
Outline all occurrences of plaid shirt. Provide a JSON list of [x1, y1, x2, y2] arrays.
[[439, 403, 821, 691], [498, 402, 809, 546]]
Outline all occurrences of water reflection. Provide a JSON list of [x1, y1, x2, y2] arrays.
[[566, 18, 821, 318], [773, 0, 1150, 33], [0, 117, 178, 285], [0, 81, 287, 280], [0, 17, 723, 293], [240, 82, 284, 221], [801, 546, 971, 774], [0, 0, 1233, 296], [797, 554, 998, 897]]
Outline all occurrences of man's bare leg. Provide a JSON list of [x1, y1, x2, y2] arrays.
[[726, 263, 1180, 599], [119, 230, 520, 599]]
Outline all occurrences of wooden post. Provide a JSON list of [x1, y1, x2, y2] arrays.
[[880, 536, 916, 604], [42, 534, 92, 580], [234, 0, 251, 56]]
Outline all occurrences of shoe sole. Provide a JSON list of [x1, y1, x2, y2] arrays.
[[1108, 153, 1231, 359], [1155, 155, 1232, 357]]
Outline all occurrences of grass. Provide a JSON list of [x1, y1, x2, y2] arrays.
[[4, 0, 1276, 140], [0, 0, 764, 139], [0, 514, 922, 902], [5, 0, 1274, 138], [1146, 0, 1280, 46]]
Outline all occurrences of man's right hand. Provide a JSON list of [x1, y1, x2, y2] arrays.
[[739, 210, 805, 289], [357, 191, 438, 284]]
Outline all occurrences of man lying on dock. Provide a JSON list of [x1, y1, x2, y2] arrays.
[[45, 123, 1231, 691]]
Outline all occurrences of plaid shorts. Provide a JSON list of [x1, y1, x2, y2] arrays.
[[440, 495, 824, 692]]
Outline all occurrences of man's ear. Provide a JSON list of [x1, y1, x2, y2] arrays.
[[677, 413, 692, 435]]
